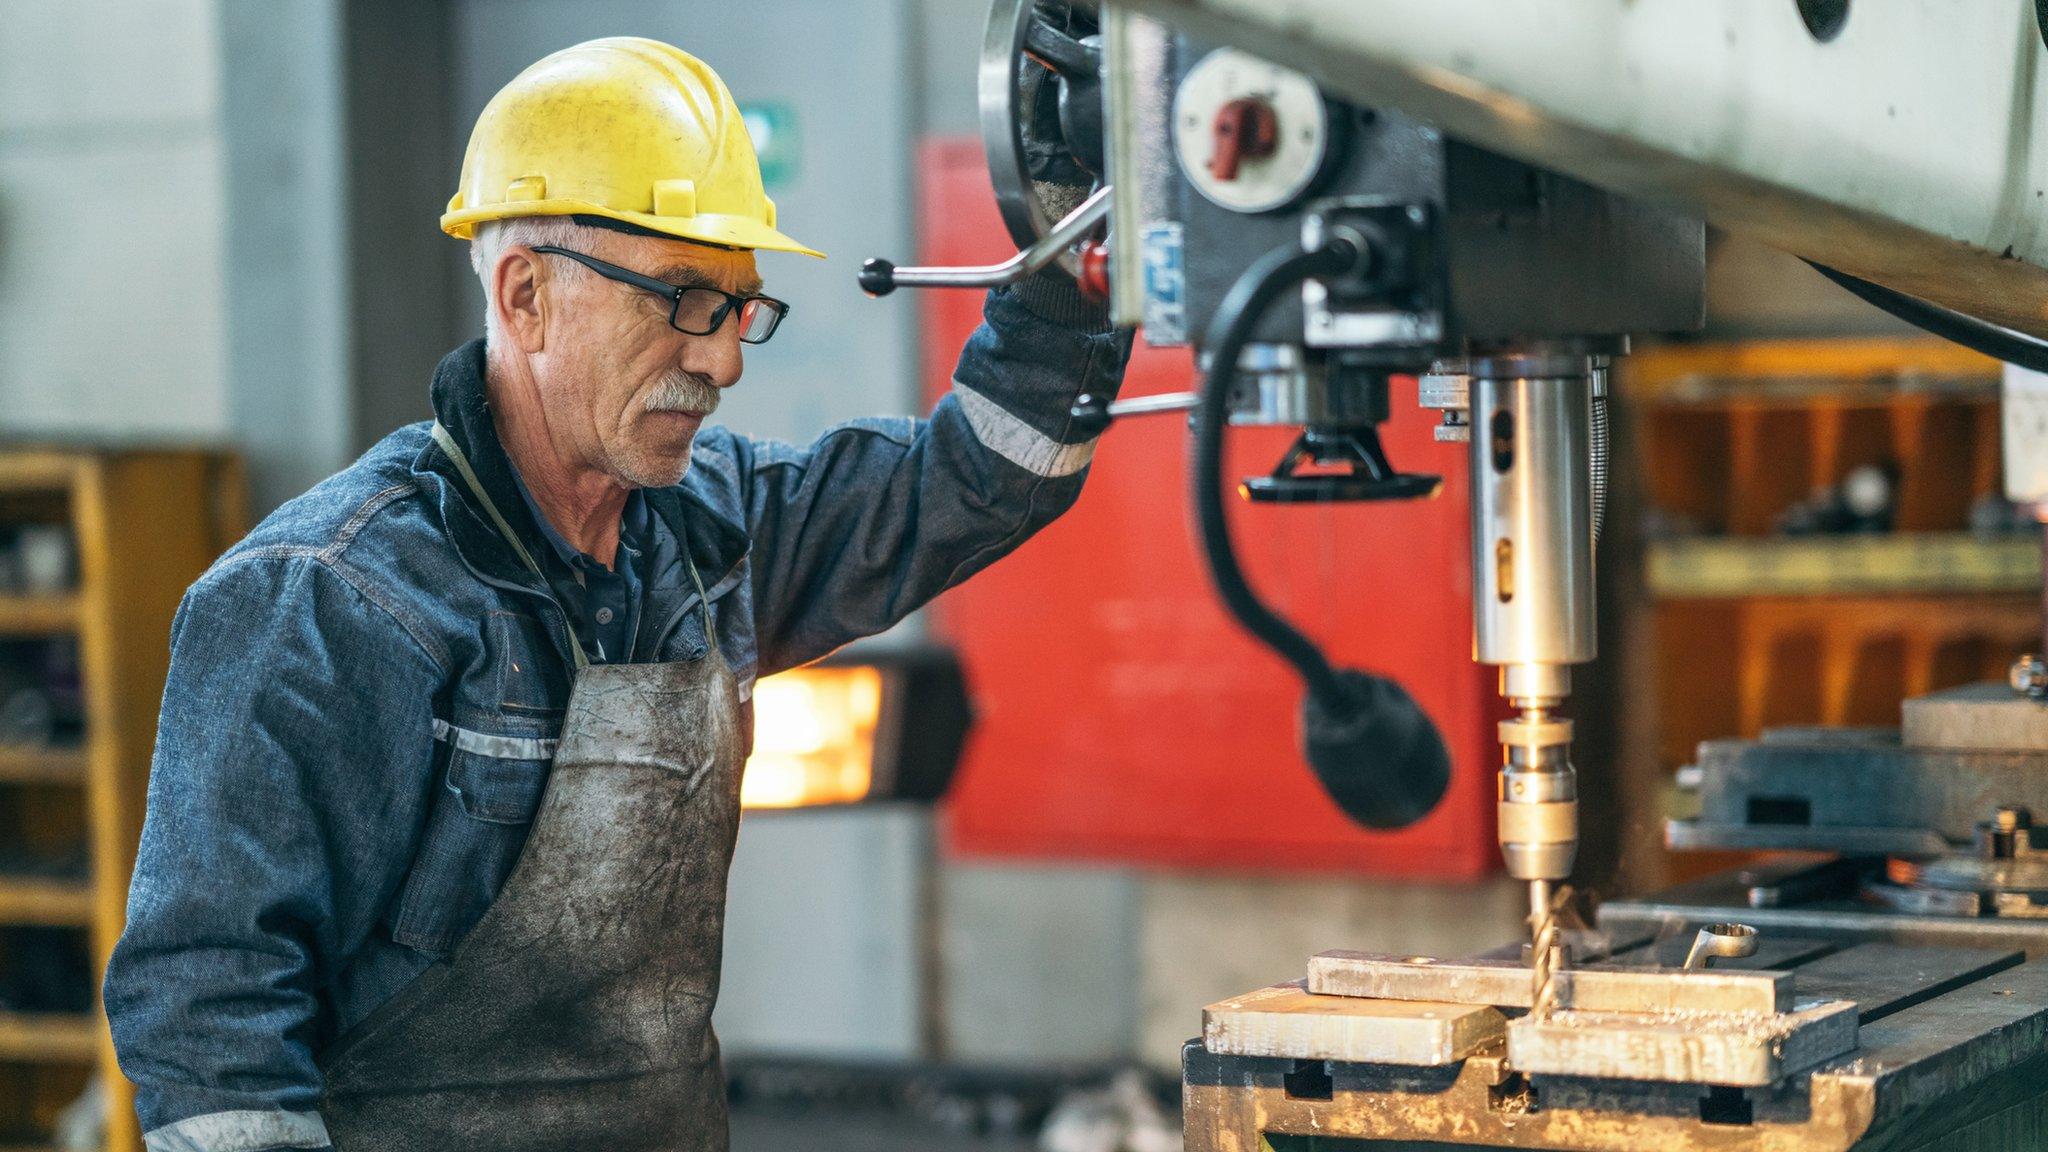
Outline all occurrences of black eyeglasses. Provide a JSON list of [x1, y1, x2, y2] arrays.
[[530, 245, 790, 345]]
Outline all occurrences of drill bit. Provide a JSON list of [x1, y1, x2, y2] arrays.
[[1527, 879, 1563, 1017], [1499, 700, 1576, 1016]]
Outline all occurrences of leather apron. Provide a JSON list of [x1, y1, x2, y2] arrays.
[[320, 424, 745, 1152]]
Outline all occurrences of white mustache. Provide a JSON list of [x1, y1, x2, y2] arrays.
[[645, 371, 721, 417]]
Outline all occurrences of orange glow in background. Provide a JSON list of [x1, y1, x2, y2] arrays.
[[740, 666, 886, 809]]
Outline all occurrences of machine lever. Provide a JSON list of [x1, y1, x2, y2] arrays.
[[1023, 19, 1100, 77], [1068, 391, 1199, 435], [860, 184, 1113, 297]]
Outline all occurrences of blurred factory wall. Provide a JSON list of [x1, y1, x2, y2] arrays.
[[1, 0, 362, 507], [0, 0, 235, 439]]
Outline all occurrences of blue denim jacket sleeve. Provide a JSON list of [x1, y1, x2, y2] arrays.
[[105, 554, 443, 1149], [740, 276, 1133, 675]]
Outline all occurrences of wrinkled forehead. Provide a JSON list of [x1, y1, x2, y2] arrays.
[[600, 231, 764, 296]]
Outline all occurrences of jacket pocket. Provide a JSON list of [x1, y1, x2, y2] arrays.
[[388, 731, 553, 957], [490, 611, 569, 716]]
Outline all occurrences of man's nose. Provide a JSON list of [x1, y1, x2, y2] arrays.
[[683, 326, 745, 388]]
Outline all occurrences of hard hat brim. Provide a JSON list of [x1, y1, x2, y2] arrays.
[[442, 200, 825, 259]]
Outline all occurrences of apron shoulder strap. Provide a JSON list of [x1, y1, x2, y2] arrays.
[[432, 421, 591, 672], [679, 523, 714, 643]]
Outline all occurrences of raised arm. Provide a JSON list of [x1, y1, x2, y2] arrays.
[[736, 273, 1133, 676]]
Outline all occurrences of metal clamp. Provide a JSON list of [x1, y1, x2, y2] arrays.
[[1684, 922, 1760, 970], [860, 185, 1113, 297]]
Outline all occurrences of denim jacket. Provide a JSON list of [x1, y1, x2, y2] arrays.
[[104, 277, 1130, 1152]]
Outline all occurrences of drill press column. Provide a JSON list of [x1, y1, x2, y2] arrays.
[[1467, 353, 1598, 999]]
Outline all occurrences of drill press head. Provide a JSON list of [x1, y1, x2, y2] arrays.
[[1099, 22, 1700, 855], [1464, 353, 1602, 922]]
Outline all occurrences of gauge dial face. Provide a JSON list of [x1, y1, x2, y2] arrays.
[[1172, 48, 1333, 214]]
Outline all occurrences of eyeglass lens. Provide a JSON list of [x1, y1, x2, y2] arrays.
[[673, 288, 783, 344]]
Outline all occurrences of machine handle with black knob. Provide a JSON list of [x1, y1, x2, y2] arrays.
[[859, 185, 1113, 297]]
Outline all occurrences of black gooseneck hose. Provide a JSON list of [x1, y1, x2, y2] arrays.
[[1192, 239, 1363, 705], [1191, 235, 1451, 830]]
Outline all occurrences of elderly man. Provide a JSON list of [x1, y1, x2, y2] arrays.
[[104, 37, 1126, 1152]]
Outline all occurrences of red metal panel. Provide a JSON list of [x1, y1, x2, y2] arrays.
[[919, 138, 1498, 877]]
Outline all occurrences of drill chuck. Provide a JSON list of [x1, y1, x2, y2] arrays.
[[1496, 710, 1578, 882]]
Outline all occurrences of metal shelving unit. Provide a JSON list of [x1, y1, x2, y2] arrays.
[[1615, 338, 2039, 895]]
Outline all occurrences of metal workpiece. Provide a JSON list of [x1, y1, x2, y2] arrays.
[[1191, 945, 2048, 1151], [1509, 997, 1859, 1088], [1202, 982, 1505, 1065], [1309, 935, 1863, 1092], [1307, 951, 1793, 1015]]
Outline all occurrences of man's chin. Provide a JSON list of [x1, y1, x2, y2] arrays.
[[615, 450, 691, 489], [612, 414, 704, 488]]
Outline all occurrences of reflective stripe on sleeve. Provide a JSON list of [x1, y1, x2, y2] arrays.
[[431, 718, 559, 760], [953, 382, 1097, 478], [145, 1109, 331, 1152]]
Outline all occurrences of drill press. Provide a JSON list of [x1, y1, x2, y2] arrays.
[[869, 1, 2048, 1146], [870, 0, 1683, 974], [1464, 354, 1599, 1008]]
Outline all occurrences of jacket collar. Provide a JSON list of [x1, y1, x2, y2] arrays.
[[411, 339, 750, 615]]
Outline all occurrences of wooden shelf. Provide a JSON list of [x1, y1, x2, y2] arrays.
[[0, 598, 78, 637], [1629, 337, 2002, 407], [0, 448, 246, 1148], [1647, 533, 2041, 598], [0, 1012, 95, 1064], [0, 878, 91, 928], [0, 452, 84, 497], [0, 750, 85, 787]]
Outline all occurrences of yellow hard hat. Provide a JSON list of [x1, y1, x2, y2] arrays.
[[443, 37, 823, 258]]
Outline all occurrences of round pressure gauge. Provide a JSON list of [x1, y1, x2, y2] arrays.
[[1172, 48, 1336, 214]]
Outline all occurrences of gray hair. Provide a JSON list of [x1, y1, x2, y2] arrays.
[[470, 216, 604, 338]]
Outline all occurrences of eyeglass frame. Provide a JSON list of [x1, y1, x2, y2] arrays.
[[528, 245, 790, 344]]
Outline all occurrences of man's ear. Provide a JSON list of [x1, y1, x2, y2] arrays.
[[493, 247, 549, 354]]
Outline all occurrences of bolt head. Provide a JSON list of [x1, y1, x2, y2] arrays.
[[2011, 655, 2047, 696]]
